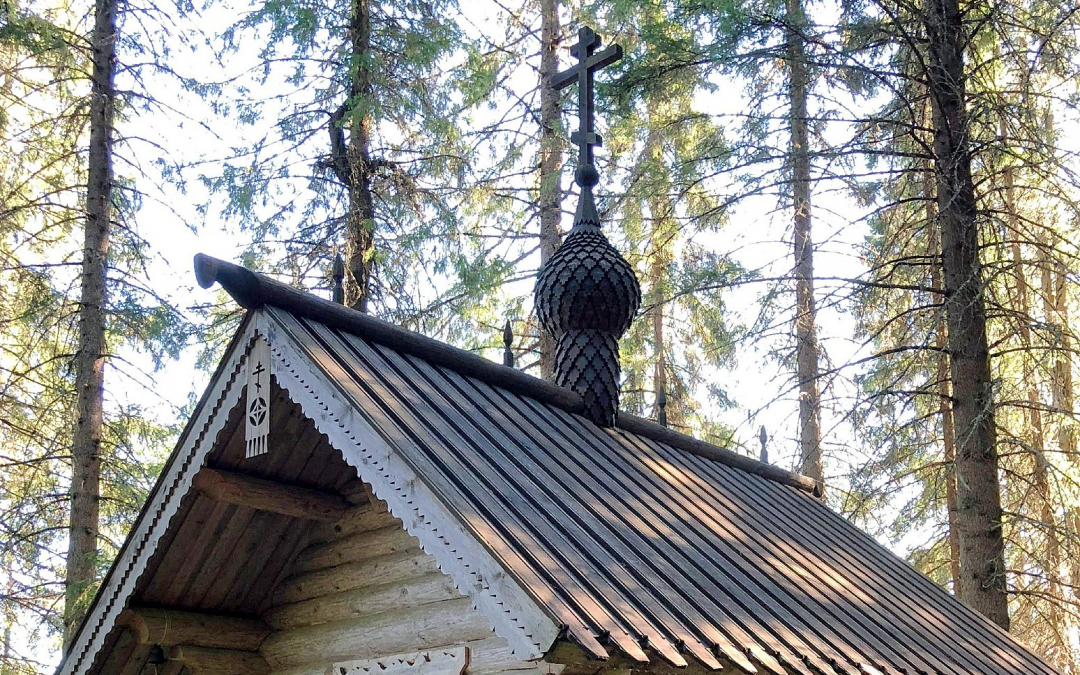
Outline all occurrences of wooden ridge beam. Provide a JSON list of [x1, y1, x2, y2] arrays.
[[192, 467, 350, 521], [117, 606, 271, 652]]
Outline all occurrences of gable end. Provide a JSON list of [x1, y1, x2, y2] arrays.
[[260, 310, 563, 662]]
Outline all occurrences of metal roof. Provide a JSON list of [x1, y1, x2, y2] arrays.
[[268, 306, 1056, 675]]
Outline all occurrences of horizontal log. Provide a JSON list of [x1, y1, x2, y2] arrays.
[[261, 597, 494, 668], [96, 629, 137, 675], [168, 645, 270, 675], [157, 661, 185, 675], [463, 636, 543, 675], [274, 548, 440, 606], [117, 607, 271, 651], [295, 525, 417, 573], [308, 503, 401, 544], [338, 476, 375, 504], [268, 571, 463, 630], [192, 467, 351, 521], [263, 668, 328, 675]]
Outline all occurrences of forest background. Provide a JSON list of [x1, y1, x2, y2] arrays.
[[3, 0, 1080, 671]]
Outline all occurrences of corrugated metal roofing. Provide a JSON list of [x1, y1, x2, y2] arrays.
[[269, 307, 1056, 675]]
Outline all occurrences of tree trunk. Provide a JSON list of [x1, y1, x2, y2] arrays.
[[1052, 252, 1073, 454], [1040, 112, 1074, 456], [926, 169, 962, 598], [1005, 160, 1063, 645], [647, 154, 672, 427], [786, 0, 822, 487], [923, 0, 1009, 629], [652, 250, 667, 427], [65, 0, 117, 647], [344, 0, 375, 312], [537, 0, 562, 381]]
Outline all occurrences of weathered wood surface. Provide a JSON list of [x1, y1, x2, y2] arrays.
[[168, 645, 271, 675], [94, 629, 138, 675], [462, 637, 548, 675], [273, 547, 439, 606], [157, 660, 186, 675], [192, 467, 351, 521], [308, 502, 399, 544], [260, 500, 548, 675], [261, 598, 494, 669], [268, 571, 461, 630], [117, 606, 271, 651], [334, 645, 469, 675], [294, 525, 417, 573], [264, 668, 327, 675]]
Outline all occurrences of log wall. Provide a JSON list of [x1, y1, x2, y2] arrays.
[[261, 497, 548, 675]]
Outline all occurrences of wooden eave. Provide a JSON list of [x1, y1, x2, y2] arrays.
[[57, 312, 562, 675], [60, 256, 1060, 675]]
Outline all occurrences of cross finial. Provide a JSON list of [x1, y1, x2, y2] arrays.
[[551, 26, 622, 190], [331, 252, 345, 304], [502, 319, 514, 368]]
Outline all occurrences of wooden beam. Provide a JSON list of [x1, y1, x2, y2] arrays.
[[273, 547, 438, 606], [192, 467, 350, 521], [308, 502, 400, 545], [117, 607, 271, 651], [261, 597, 495, 669], [168, 645, 270, 675]]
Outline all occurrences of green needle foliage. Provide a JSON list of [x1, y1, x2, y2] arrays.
[[589, 2, 743, 440], [840, 0, 1080, 665], [1, 0, 195, 664], [198, 0, 514, 337]]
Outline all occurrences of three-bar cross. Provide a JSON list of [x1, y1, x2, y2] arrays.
[[551, 27, 622, 186]]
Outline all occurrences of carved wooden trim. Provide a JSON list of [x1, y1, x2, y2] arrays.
[[334, 646, 470, 675], [58, 318, 261, 675], [261, 309, 561, 661]]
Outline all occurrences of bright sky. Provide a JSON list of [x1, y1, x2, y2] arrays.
[[119, 0, 876, 498], [18, 0, 1080, 667]]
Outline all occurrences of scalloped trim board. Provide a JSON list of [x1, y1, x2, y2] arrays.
[[58, 318, 257, 675], [59, 309, 560, 675]]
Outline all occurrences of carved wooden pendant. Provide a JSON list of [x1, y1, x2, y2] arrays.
[[245, 336, 271, 458]]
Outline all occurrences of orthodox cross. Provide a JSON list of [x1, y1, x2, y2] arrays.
[[551, 26, 622, 185]]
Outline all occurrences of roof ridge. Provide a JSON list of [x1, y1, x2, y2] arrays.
[[194, 253, 821, 497]]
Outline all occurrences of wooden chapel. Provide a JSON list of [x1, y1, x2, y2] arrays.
[[57, 26, 1058, 675]]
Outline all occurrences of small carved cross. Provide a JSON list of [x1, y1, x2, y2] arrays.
[[252, 362, 266, 390], [551, 27, 622, 181]]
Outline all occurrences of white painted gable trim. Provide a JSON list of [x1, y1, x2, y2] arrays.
[[58, 317, 260, 675], [260, 309, 561, 661]]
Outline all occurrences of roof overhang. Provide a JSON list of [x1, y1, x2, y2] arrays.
[[58, 309, 563, 675]]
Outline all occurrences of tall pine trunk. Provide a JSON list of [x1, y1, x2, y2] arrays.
[[786, 0, 822, 486], [926, 168, 962, 597], [344, 0, 375, 312], [1042, 115, 1074, 456], [924, 0, 1009, 629], [65, 0, 117, 646], [537, 0, 561, 380], [645, 124, 674, 427]]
